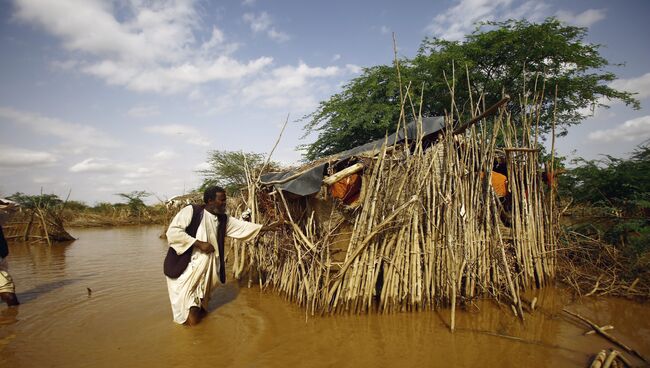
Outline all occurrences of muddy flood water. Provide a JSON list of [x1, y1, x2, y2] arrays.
[[1, 226, 649, 367]]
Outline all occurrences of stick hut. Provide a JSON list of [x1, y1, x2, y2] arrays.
[[230, 104, 556, 324]]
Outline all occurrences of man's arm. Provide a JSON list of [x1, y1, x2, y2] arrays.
[[225, 216, 263, 241], [166, 206, 214, 254]]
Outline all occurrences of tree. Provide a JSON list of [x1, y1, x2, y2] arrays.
[[198, 150, 282, 195], [8, 192, 63, 210], [302, 19, 640, 161], [115, 190, 150, 217], [559, 142, 650, 261]]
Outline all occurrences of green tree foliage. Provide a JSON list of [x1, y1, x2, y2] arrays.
[[302, 19, 639, 161], [198, 150, 281, 195], [560, 143, 650, 261], [115, 191, 150, 217], [8, 192, 63, 210]]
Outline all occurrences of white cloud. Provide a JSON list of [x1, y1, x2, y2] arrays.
[[124, 167, 154, 179], [0, 145, 57, 167], [610, 73, 650, 100], [425, 0, 550, 41], [332, 54, 341, 62], [241, 62, 340, 110], [243, 12, 290, 42], [242, 0, 256, 6], [82, 55, 272, 94], [127, 105, 160, 118], [577, 73, 650, 117], [380, 25, 390, 35], [33, 177, 54, 184], [346, 64, 362, 74], [556, 9, 606, 27], [14, 0, 187, 63], [194, 162, 211, 171], [69, 158, 124, 173], [588, 115, 650, 143], [0, 106, 119, 149], [201, 27, 225, 50], [13, 0, 270, 94], [152, 150, 178, 160], [144, 124, 210, 146]]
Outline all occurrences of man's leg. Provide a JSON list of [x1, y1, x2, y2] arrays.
[[0, 269, 18, 306], [0, 292, 18, 306], [184, 306, 206, 326]]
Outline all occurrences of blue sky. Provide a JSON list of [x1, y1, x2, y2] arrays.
[[0, 0, 649, 204]]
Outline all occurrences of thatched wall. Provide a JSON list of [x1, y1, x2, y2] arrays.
[[3, 208, 75, 244], [230, 111, 557, 324]]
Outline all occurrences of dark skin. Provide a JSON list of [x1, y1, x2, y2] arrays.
[[185, 191, 282, 326], [0, 292, 19, 307]]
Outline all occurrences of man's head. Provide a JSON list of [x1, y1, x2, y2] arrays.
[[203, 186, 227, 215]]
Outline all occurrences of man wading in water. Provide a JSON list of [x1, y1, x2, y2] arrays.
[[164, 185, 272, 326]]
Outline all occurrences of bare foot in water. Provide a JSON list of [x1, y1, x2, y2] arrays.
[[0, 292, 19, 307], [184, 306, 206, 326]]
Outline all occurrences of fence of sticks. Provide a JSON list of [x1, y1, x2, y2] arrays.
[[228, 93, 557, 329], [1, 200, 75, 245]]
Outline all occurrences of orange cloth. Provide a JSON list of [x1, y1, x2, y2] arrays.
[[330, 173, 362, 205], [480, 171, 509, 198], [490, 172, 508, 197]]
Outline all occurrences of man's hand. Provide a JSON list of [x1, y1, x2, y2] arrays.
[[194, 240, 215, 253]]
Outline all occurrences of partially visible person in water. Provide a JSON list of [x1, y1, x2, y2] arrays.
[[0, 198, 19, 307]]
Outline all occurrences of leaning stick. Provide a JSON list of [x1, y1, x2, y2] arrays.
[[260, 165, 323, 186], [591, 350, 607, 368], [602, 350, 621, 368], [563, 309, 648, 363], [322, 163, 365, 185], [333, 195, 418, 279], [451, 95, 510, 135], [257, 113, 290, 184]]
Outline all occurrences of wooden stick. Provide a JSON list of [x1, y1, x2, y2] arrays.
[[451, 95, 510, 135], [333, 195, 418, 279], [603, 350, 620, 368], [257, 113, 290, 184], [563, 309, 648, 363], [260, 165, 323, 186], [585, 325, 614, 335], [591, 350, 607, 368], [503, 148, 541, 153], [322, 163, 365, 185]]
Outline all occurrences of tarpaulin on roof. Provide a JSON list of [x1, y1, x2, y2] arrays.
[[260, 116, 445, 196], [260, 163, 327, 197]]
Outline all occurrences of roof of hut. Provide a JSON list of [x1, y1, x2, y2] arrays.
[[260, 116, 445, 196]]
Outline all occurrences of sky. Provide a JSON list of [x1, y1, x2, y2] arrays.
[[0, 0, 649, 205]]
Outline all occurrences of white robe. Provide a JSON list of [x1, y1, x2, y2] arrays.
[[165, 205, 262, 324], [0, 257, 15, 294]]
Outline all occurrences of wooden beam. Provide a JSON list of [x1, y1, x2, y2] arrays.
[[452, 95, 510, 135], [322, 163, 365, 185]]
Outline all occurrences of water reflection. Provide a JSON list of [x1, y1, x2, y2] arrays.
[[17, 278, 81, 303]]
